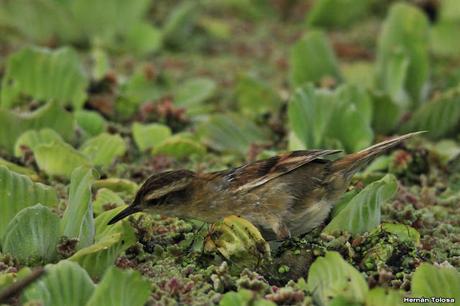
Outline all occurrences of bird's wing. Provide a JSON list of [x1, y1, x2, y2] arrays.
[[223, 150, 342, 192]]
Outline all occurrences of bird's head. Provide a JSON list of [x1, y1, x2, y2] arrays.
[[108, 170, 196, 225]]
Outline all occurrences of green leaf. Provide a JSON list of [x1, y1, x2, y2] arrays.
[[219, 289, 276, 306], [1, 47, 88, 109], [288, 85, 334, 149], [323, 174, 398, 235], [120, 70, 162, 108], [91, 47, 110, 80], [0, 157, 39, 181], [412, 263, 460, 305], [199, 113, 270, 155], [219, 290, 253, 306], [86, 267, 150, 306], [289, 30, 341, 87], [22, 260, 95, 306], [70, 0, 151, 44], [307, 251, 368, 305], [175, 78, 217, 109], [0, 267, 32, 293], [236, 74, 280, 116], [380, 223, 420, 245], [0, 166, 57, 245], [2, 204, 60, 264], [34, 142, 92, 178], [204, 215, 270, 271], [69, 232, 132, 279], [75, 110, 108, 138], [94, 205, 135, 243], [438, 0, 460, 21], [93, 178, 139, 196], [61, 167, 97, 249], [328, 101, 373, 152], [93, 188, 125, 216], [80, 133, 126, 168], [162, 1, 199, 49], [152, 135, 206, 159], [375, 3, 430, 106], [330, 296, 361, 306], [365, 288, 404, 306], [337, 85, 372, 125], [0, 101, 74, 154], [119, 22, 162, 56], [376, 50, 410, 108], [307, 0, 371, 28], [431, 21, 460, 57], [0, 0, 79, 43], [14, 128, 63, 157], [132, 122, 172, 151], [288, 84, 373, 152], [401, 88, 460, 139], [370, 92, 402, 134], [341, 62, 374, 89]]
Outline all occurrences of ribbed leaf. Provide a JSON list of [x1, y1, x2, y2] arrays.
[[375, 3, 429, 106], [14, 129, 63, 157], [132, 122, 172, 151], [0, 0, 79, 43], [86, 267, 150, 306], [0, 157, 39, 181], [175, 78, 216, 108], [0, 101, 74, 154], [120, 22, 163, 56], [370, 92, 402, 134], [1, 47, 88, 109], [307, 0, 371, 28], [22, 260, 95, 306], [80, 133, 126, 168], [220, 289, 276, 306], [288, 84, 373, 152], [34, 142, 91, 178], [93, 178, 139, 196], [289, 30, 341, 87], [411, 263, 460, 305], [204, 215, 270, 270], [0, 166, 57, 245], [307, 251, 368, 306], [75, 110, 107, 138], [93, 188, 125, 216], [94, 205, 135, 243], [380, 223, 420, 245], [365, 288, 404, 306], [61, 167, 97, 249], [401, 88, 460, 139], [323, 174, 398, 235], [2, 204, 60, 264], [66, 185, 134, 279], [375, 50, 410, 108], [236, 73, 280, 116], [69, 233, 131, 279], [152, 135, 206, 159], [198, 113, 270, 155], [70, 0, 150, 43], [162, 1, 199, 49]]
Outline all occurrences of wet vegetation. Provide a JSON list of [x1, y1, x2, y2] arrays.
[[0, 0, 459, 305]]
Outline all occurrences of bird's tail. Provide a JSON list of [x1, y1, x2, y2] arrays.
[[331, 131, 424, 178]]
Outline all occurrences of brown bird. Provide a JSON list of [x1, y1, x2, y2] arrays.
[[109, 132, 422, 241]]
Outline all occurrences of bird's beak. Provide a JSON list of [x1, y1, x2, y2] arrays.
[[107, 204, 142, 225]]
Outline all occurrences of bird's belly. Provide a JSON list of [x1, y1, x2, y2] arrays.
[[286, 199, 333, 237]]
